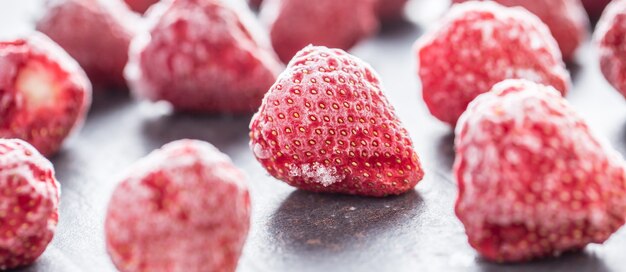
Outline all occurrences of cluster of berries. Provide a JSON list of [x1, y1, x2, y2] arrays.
[[2, 0, 626, 270]]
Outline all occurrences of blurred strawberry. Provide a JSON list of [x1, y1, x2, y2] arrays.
[[125, 0, 159, 13]]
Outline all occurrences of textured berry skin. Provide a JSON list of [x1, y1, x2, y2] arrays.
[[452, 0, 589, 61], [124, 0, 159, 13], [262, 0, 378, 63], [105, 139, 251, 272], [596, 0, 626, 99], [582, 0, 611, 20], [36, 0, 138, 90], [0, 33, 92, 157], [126, 0, 282, 114], [454, 79, 626, 263], [250, 46, 424, 197], [0, 139, 60, 270], [415, 2, 570, 126]]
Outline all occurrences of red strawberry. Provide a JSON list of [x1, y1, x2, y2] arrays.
[[105, 139, 251, 272], [124, 0, 159, 13], [250, 45, 424, 197], [0, 139, 60, 270], [415, 1, 570, 126], [36, 0, 139, 90], [596, 0, 626, 99], [452, 0, 589, 62], [582, 0, 611, 20], [126, 0, 282, 113], [261, 0, 379, 63], [377, 0, 408, 23], [454, 79, 626, 262], [0, 33, 92, 157]]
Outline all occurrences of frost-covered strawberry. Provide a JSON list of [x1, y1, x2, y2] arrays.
[[126, 0, 282, 113], [37, 0, 138, 89], [0, 139, 60, 269], [261, 0, 379, 63], [596, 0, 626, 99], [105, 140, 250, 272], [452, 0, 589, 61], [455, 79, 626, 262], [250, 45, 424, 197], [0, 33, 92, 157], [415, 1, 570, 126]]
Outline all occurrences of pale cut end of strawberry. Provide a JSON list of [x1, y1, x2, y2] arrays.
[[15, 60, 61, 109]]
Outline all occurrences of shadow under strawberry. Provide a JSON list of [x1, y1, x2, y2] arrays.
[[475, 250, 610, 272], [266, 190, 423, 269]]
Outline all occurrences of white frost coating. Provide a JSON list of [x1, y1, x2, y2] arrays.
[[288, 163, 343, 187], [252, 142, 270, 159]]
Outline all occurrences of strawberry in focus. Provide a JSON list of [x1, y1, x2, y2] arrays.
[[454, 79, 626, 262], [0, 139, 60, 270], [261, 0, 379, 63], [596, 0, 626, 99], [105, 139, 251, 272], [0, 33, 92, 157], [415, 1, 570, 126], [452, 0, 589, 62], [126, 0, 282, 114], [36, 0, 139, 90], [250, 45, 424, 197]]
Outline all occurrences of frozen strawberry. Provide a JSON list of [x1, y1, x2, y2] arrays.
[[0, 33, 92, 157], [126, 0, 282, 113], [261, 0, 379, 63], [582, 0, 611, 20], [250, 45, 424, 197], [415, 2, 570, 126], [596, 0, 626, 99], [36, 0, 138, 90], [105, 139, 250, 272], [124, 0, 159, 13], [376, 0, 408, 22], [452, 0, 589, 61], [0, 139, 60, 270], [454, 79, 626, 262]]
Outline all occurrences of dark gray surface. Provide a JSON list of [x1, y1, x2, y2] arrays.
[[2, 0, 626, 271]]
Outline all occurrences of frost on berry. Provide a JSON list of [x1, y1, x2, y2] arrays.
[[454, 79, 626, 262], [415, 1, 570, 126], [596, 0, 626, 99], [0, 33, 92, 157], [0, 139, 60, 270], [36, 0, 139, 89], [452, 0, 589, 61], [250, 45, 424, 197], [126, 0, 282, 114], [105, 140, 250, 272]]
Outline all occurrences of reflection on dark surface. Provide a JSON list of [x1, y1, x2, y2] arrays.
[[141, 112, 252, 153], [268, 190, 423, 255], [476, 251, 610, 272], [437, 131, 455, 171]]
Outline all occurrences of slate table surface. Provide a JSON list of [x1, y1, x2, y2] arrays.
[[2, 1, 626, 271]]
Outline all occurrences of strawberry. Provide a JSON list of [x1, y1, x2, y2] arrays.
[[0, 33, 92, 157], [596, 0, 626, 99], [105, 139, 251, 272], [454, 79, 626, 262], [124, 0, 159, 13], [36, 0, 139, 90], [452, 0, 589, 62], [582, 0, 611, 20], [261, 0, 379, 63], [415, 1, 570, 126], [0, 139, 60, 270], [250, 45, 424, 197], [126, 0, 282, 114]]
